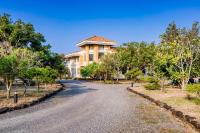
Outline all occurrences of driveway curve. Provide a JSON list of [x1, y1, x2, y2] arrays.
[[0, 80, 195, 133]]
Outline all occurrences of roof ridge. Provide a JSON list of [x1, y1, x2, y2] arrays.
[[85, 35, 114, 42], [77, 35, 116, 46]]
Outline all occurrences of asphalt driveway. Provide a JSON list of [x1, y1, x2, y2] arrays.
[[0, 80, 194, 133]]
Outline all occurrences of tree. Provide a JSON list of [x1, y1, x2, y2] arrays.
[[0, 13, 63, 97], [160, 22, 200, 90], [0, 14, 46, 51], [0, 55, 18, 99], [80, 67, 90, 78], [33, 67, 58, 91], [80, 62, 98, 79], [49, 53, 67, 79], [39, 67, 58, 89], [100, 53, 117, 81], [160, 22, 179, 44], [125, 68, 142, 84], [12, 48, 39, 95], [154, 48, 170, 91], [93, 63, 106, 81], [117, 42, 157, 75]]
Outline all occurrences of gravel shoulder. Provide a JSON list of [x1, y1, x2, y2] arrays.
[[0, 80, 196, 133]]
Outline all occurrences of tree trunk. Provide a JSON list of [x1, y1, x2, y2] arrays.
[[105, 73, 107, 81], [60, 74, 62, 80], [7, 89, 11, 99], [117, 67, 119, 83], [161, 78, 165, 92], [6, 81, 12, 99], [45, 83, 47, 89], [23, 83, 27, 97], [37, 81, 40, 92], [181, 78, 187, 90]]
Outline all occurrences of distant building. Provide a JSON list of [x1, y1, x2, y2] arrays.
[[65, 36, 116, 78]]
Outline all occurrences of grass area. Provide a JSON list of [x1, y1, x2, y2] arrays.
[[133, 83, 200, 123], [190, 97, 200, 105], [0, 84, 61, 108]]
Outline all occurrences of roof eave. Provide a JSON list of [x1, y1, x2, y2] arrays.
[[76, 41, 116, 47], [65, 52, 81, 58]]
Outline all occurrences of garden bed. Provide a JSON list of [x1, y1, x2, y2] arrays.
[[128, 83, 200, 130], [0, 83, 64, 114]]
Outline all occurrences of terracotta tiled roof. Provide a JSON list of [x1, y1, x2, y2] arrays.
[[77, 35, 116, 46], [84, 35, 115, 42]]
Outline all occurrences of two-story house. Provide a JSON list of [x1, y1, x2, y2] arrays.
[[65, 36, 116, 78]]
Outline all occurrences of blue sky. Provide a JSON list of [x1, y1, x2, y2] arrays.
[[0, 0, 200, 54]]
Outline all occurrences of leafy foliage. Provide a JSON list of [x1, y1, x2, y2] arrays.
[[186, 84, 200, 97], [144, 83, 161, 90], [80, 62, 99, 78], [0, 13, 65, 98], [0, 13, 45, 50], [125, 68, 142, 82], [0, 55, 18, 99], [159, 22, 200, 90]]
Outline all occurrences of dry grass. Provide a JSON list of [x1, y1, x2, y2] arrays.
[[135, 103, 196, 133], [133, 83, 200, 123], [0, 84, 61, 108]]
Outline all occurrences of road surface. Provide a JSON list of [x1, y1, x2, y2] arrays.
[[0, 80, 194, 133]]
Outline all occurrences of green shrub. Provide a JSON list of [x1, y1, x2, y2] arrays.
[[104, 80, 113, 84], [142, 76, 161, 90], [139, 76, 151, 82], [186, 84, 200, 97], [145, 83, 161, 90], [191, 97, 200, 105], [148, 77, 159, 83], [140, 76, 159, 83]]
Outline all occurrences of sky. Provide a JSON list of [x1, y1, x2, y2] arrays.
[[0, 0, 200, 54]]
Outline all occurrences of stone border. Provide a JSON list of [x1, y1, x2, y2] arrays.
[[127, 87, 200, 131], [0, 84, 65, 115]]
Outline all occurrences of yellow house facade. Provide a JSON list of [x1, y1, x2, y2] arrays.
[[65, 36, 116, 78]]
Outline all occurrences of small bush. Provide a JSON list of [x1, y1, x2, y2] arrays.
[[191, 97, 200, 105], [139, 76, 152, 82], [143, 76, 160, 90], [145, 83, 161, 90], [104, 80, 113, 84], [186, 84, 200, 97], [140, 76, 159, 83]]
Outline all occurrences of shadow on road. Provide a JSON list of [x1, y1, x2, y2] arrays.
[[59, 80, 87, 84], [57, 87, 97, 98], [55, 80, 97, 98]]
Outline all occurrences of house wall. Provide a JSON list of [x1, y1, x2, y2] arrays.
[[94, 44, 99, 61], [65, 57, 80, 78], [80, 44, 112, 65], [66, 44, 113, 78]]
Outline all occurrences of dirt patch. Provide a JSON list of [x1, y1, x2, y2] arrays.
[[0, 84, 62, 108], [133, 83, 200, 123], [135, 103, 196, 133]]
